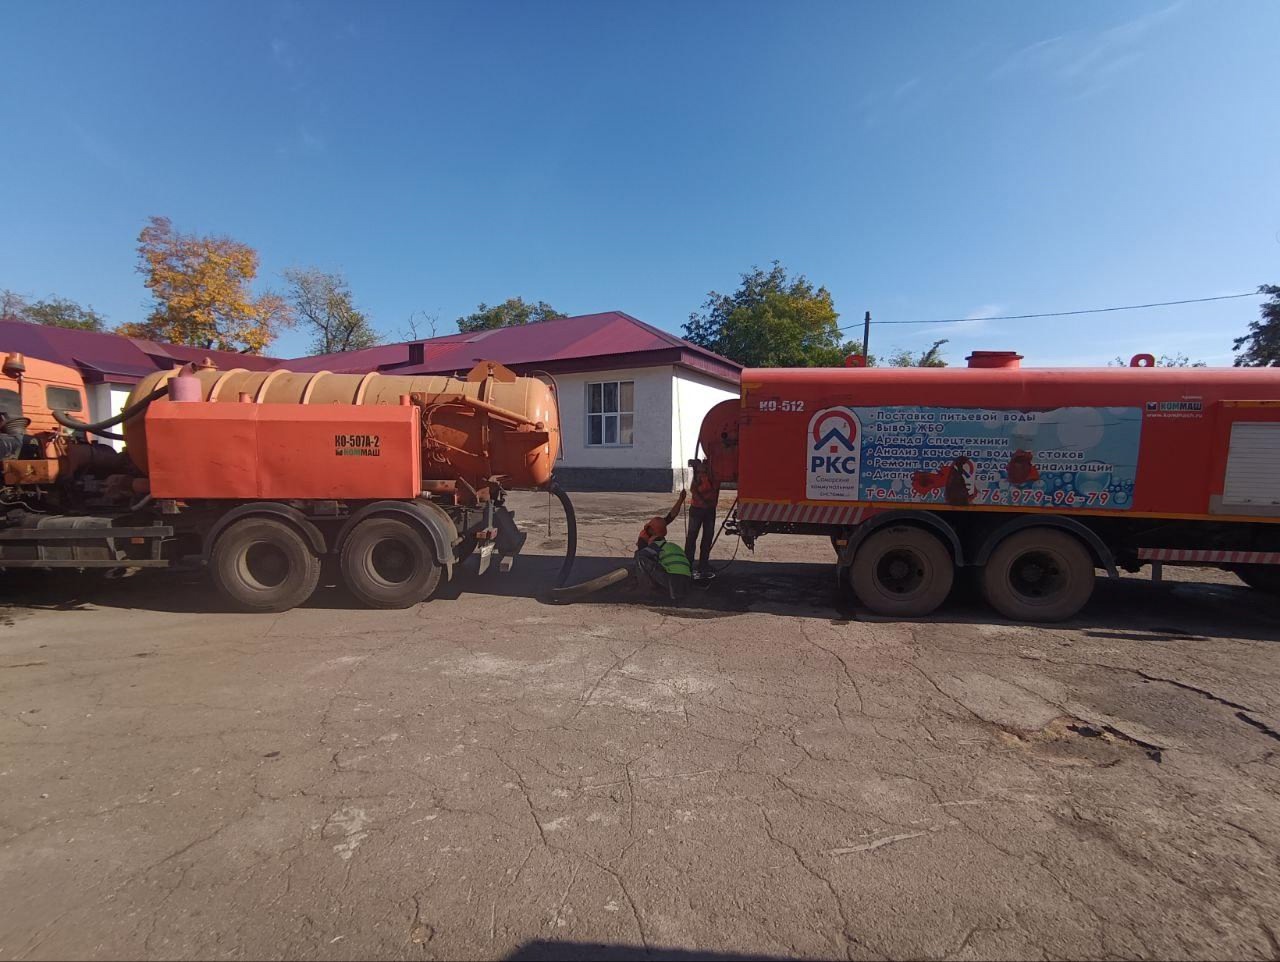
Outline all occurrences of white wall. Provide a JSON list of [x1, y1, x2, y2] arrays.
[[86, 383, 131, 451], [553, 365, 675, 470], [671, 368, 739, 483]]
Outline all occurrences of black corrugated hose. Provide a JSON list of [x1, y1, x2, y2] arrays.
[[548, 480, 576, 587], [52, 383, 170, 435]]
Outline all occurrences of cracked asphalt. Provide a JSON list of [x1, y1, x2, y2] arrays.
[[2, 492, 1279, 961]]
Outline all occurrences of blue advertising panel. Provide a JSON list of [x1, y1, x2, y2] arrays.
[[805, 405, 1142, 510]]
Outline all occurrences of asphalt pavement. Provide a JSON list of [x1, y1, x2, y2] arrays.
[[1, 492, 1278, 960]]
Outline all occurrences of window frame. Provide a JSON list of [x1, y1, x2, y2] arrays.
[[45, 386, 83, 413], [585, 379, 634, 448]]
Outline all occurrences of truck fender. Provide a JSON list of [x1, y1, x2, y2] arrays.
[[202, 502, 326, 562], [972, 515, 1118, 579], [837, 511, 963, 569], [336, 500, 458, 581]]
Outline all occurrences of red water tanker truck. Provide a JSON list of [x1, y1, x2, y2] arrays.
[[698, 351, 1280, 621], [0, 353, 575, 611]]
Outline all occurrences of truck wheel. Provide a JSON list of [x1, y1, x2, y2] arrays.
[[211, 517, 321, 613], [1231, 564, 1280, 594], [340, 516, 441, 608], [981, 529, 1094, 622], [849, 526, 954, 618]]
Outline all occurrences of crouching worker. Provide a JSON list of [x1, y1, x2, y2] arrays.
[[635, 490, 692, 601]]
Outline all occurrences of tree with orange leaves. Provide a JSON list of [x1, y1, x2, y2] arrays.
[[119, 216, 291, 354]]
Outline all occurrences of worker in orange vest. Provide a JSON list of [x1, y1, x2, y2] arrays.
[[684, 458, 720, 581]]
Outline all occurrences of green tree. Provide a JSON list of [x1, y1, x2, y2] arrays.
[[683, 262, 854, 367], [1234, 285, 1280, 367], [1110, 352, 1206, 368], [456, 297, 563, 334], [0, 290, 107, 331], [25, 296, 108, 332], [1, 289, 28, 322], [284, 268, 380, 354], [886, 339, 948, 368]]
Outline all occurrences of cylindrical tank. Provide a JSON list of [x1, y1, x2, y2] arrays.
[[124, 365, 561, 490], [713, 362, 1280, 520]]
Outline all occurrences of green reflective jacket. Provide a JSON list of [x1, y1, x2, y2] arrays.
[[656, 539, 692, 578]]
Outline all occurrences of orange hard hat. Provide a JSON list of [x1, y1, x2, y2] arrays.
[[643, 516, 668, 540]]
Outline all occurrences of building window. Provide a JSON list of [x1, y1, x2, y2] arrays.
[[586, 380, 634, 446], [45, 386, 82, 412]]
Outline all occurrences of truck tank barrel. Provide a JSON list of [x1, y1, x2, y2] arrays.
[[122, 365, 562, 491]]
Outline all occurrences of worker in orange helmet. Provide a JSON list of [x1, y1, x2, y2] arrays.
[[634, 489, 691, 600], [684, 457, 720, 581]]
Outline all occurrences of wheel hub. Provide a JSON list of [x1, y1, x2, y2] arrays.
[[370, 538, 414, 585], [877, 548, 926, 595], [1011, 551, 1064, 599], [243, 541, 288, 589]]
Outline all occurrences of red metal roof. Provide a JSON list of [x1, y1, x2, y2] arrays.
[[0, 319, 279, 384], [295, 312, 742, 382], [1, 311, 741, 386]]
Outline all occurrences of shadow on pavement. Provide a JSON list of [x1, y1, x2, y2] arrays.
[[505, 941, 793, 961], [3, 549, 1280, 644]]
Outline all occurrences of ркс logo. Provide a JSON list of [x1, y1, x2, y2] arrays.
[[806, 407, 861, 499]]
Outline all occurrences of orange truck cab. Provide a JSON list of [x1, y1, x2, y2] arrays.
[[1, 352, 88, 436]]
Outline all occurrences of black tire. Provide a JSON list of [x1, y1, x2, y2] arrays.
[[981, 528, 1095, 622], [1231, 564, 1280, 594], [849, 525, 954, 618], [210, 517, 321, 613], [339, 516, 441, 609]]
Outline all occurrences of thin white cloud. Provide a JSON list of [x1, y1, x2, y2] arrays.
[[964, 304, 1004, 321], [858, 77, 927, 127], [989, 36, 1065, 80], [892, 77, 921, 100], [270, 37, 298, 72], [991, 2, 1182, 95], [66, 120, 130, 174], [1060, 1, 1183, 79], [298, 125, 325, 153], [913, 304, 1004, 339]]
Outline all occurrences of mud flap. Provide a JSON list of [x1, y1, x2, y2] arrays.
[[494, 506, 527, 572]]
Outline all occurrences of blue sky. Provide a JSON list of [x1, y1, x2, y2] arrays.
[[1, 0, 1277, 364]]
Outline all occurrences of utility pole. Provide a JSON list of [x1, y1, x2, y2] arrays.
[[862, 311, 872, 362]]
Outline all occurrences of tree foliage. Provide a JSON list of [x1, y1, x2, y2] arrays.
[[683, 262, 854, 368], [1233, 285, 1280, 367], [0, 289, 24, 321], [119, 216, 291, 354], [284, 268, 379, 354], [456, 297, 563, 334], [0, 290, 107, 331], [886, 339, 948, 368], [26, 296, 108, 332], [1110, 352, 1206, 368]]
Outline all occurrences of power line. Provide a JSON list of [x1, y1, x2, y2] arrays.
[[839, 290, 1264, 331]]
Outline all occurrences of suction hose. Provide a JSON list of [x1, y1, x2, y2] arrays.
[[52, 383, 170, 435], [548, 479, 577, 588]]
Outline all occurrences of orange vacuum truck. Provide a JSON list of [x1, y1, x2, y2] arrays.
[[0, 352, 576, 611], [698, 351, 1280, 622]]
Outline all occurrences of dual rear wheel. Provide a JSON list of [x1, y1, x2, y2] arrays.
[[848, 524, 1095, 622], [210, 515, 441, 612]]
